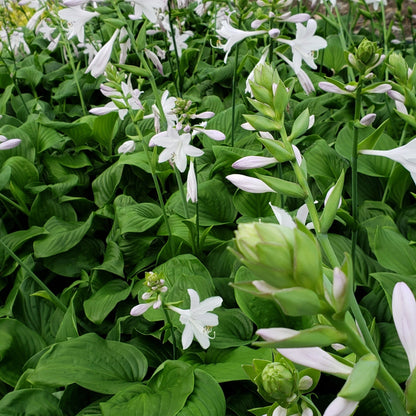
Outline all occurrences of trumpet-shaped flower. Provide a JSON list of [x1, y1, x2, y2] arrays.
[[85, 29, 119, 78], [226, 174, 275, 193], [58, 6, 99, 43], [392, 282, 416, 372], [167, 26, 193, 58], [128, 0, 166, 22], [217, 18, 267, 63], [276, 346, 353, 376], [0, 136, 21, 150], [149, 127, 204, 172], [323, 397, 359, 416], [169, 289, 223, 349], [360, 138, 416, 185], [277, 19, 327, 72]]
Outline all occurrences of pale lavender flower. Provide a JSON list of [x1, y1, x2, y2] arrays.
[[118, 140, 135, 154], [392, 282, 416, 372], [360, 138, 416, 185], [217, 17, 267, 63], [85, 29, 119, 78], [323, 397, 359, 416], [226, 174, 275, 193], [186, 160, 197, 203], [145, 48, 164, 75], [365, 84, 392, 94], [0, 136, 21, 150], [119, 27, 131, 65], [360, 113, 376, 126], [58, 6, 99, 43], [319, 82, 352, 95], [232, 156, 278, 170], [128, 0, 166, 22]]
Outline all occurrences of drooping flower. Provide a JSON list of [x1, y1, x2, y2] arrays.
[[226, 174, 275, 193], [169, 288, 223, 349], [277, 19, 327, 72], [128, 0, 166, 22], [322, 397, 359, 416], [0, 136, 21, 150], [149, 127, 204, 172], [392, 282, 416, 373], [186, 160, 197, 203], [167, 26, 193, 58], [217, 17, 267, 63], [85, 29, 119, 78], [360, 138, 416, 185], [118, 140, 135, 154], [58, 6, 99, 43]]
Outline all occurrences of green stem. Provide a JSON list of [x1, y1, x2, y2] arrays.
[[317, 233, 340, 268], [351, 81, 363, 276], [0, 240, 67, 313], [175, 167, 189, 218], [163, 306, 178, 360], [231, 41, 240, 147], [167, 1, 183, 97], [0, 193, 29, 215]]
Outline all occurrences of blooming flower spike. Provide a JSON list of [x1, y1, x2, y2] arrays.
[[169, 289, 223, 349]]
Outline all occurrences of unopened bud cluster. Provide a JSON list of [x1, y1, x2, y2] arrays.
[[347, 38, 385, 75]]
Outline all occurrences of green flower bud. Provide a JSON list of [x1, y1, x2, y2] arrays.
[[261, 361, 297, 406], [389, 53, 408, 83], [356, 39, 376, 65], [234, 223, 323, 293]]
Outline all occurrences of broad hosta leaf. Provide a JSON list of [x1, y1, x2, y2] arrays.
[[84, 279, 131, 325], [168, 179, 236, 226], [55, 299, 78, 342], [0, 318, 46, 386], [92, 112, 119, 150], [28, 333, 148, 394], [33, 213, 94, 258], [92, 163, 124, 208], [100, 360, 194, 416], [182, 346, 272, 383], [115, 196, 163, 233], [94, 240, 125, 277], [321, 35, 346, 73], [177, 369, 226, 416], [209, 308, 254, 349], [0, 389, 63, 416]]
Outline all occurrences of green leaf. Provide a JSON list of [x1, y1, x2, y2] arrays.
[[234, 266, 297, 328], [115, 196, 163, 233], [209, 308, 254, 349], [94, 240, 125, 277], [183, 346, 272, 383], [28, 333, 148, 394], [100, 361, 194, 416], [273, 287, 326, 316], [33, 213, 95, 258], [256, 173, 305, 198], [321, 35, 346, 73], [243, 114, 281, 132], [55, 299, 78, 342], [16, 67, 43, 87], [0, 319, 46, 386], [84, 280, 131, 325], [177, 369, 226, 416], [92, 163, 124, 207], [0, 389, 63, 416], [92, 112, 119, 151]]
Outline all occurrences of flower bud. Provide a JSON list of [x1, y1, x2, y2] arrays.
[[261, 361, 297, 406], [389, 53, 408, 83], [356, 38, 376, 65]]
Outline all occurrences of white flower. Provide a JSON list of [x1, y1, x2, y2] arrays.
[[145, 48, 164, 75], [392, 282, 416, 373], [226, 174, 275, 193], [118, 140, 135, 154], [323, 397, 359, 416], [269, 202, 312, 229], [169, 288, 223, 349], [217, 18, 267, 63], [85, 29, 119, 78], [128, 0, 166, 22], [186, 160, 197, 203], [359, 113, 376, 126], [232, 156, 278, 170], [362, 0, 387, 10], [276, 346, 353, 376], [167, 26, 193, 58], [58, 6, 99, 43], [360, 138, 416, 185], [277, 19, 327, 72], [0, 136, 21, 150], [149, 127, 204, 172]]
